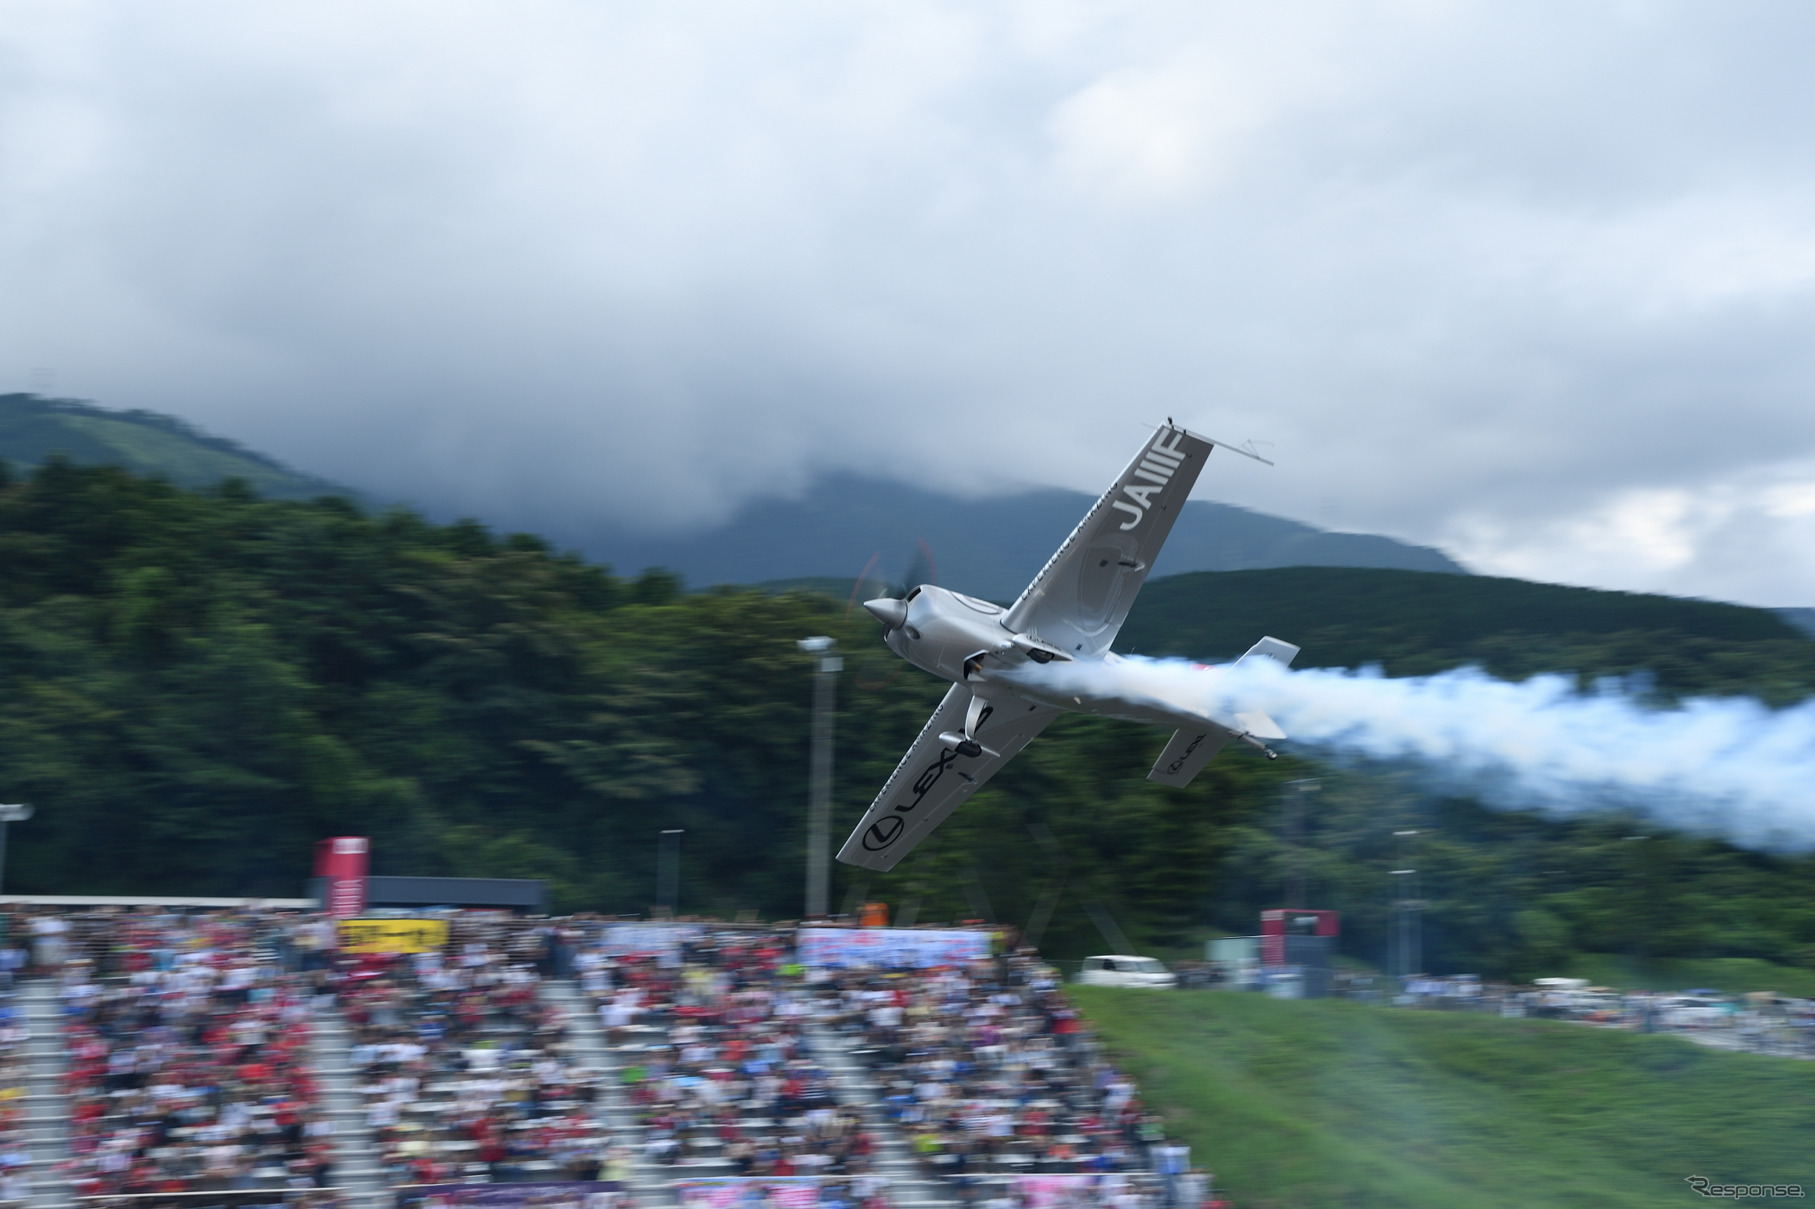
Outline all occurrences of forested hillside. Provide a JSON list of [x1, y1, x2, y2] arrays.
[[1, 459, 1812, 978], [1122, 568, 1815, 702]]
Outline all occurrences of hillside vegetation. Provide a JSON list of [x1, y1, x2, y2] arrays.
[[1073, 988, 1815, 1209], [0, 459, 1812, 978], [1121, 567, 1815, 703]]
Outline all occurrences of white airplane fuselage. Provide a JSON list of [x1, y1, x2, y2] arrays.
[[872, 584, 1246, 737], [876, 585, 1019, 683]]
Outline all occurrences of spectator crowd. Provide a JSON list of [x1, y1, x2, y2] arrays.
[[0, 985, 32, 1206], [0, 906, 1215, 1208], [335, 923, 622, 1188], [581, 931, 895, 1209], [56, 911, 333, 1196], [819, 954, 1207, 1208]]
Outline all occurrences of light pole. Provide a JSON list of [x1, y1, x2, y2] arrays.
[[1284, 779, 1320, 908], [1390, 869, 1417, 980], [657, 829, 684, 917], [1393, 824, 1422, 973], [0, 805, 31, 896], [1391, 826, 1421, 982], [798, 637, 841, 918]]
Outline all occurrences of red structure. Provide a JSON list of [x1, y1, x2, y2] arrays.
[[1260, 908, 1340, 967], [314, 836, 369, 919]]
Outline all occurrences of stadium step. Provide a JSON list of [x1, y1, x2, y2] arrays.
[[803, 1022, 962, 1209], [18, 979, 73, 1209], [535, 978, 666, 1201], [544, 986, 955, 1208], [307, 1005, 392, 1209]]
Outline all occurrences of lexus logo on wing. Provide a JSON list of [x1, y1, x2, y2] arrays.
[[863, 815, 906, 850]]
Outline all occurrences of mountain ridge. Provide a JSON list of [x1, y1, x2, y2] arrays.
[[0, 395, 1470, 593], [584, 472, 1469, 598]]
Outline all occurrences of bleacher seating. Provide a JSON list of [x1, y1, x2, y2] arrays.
[[580, 930, 891, 1196], [57, 910, 330, 1196], [2, 906, 1210, 1207], [0, 988, 32, 1206], [821, 953, 1178, 1206], [335, 924, 616, 1187]]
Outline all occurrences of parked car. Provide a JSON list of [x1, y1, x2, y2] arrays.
[[1660, 995, 1730, 1029], [1077, 955, 1178, 989]]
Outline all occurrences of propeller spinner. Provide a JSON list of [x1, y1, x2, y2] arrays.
[[863, 597, 909, 630]]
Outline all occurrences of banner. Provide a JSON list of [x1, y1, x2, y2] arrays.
[[315, 835, 369, 918], [672, 1176, 1136, 1207], [674, 1179, 838, 1207], [338, 918, 449, 955], [600, 922, 704, 965], [795, 927, 991, 970], [996, 1175, 1137, 1207], [398, 1184, 626, 1208]]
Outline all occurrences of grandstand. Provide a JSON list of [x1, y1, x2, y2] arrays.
[[0, 906, 1209, 1209]]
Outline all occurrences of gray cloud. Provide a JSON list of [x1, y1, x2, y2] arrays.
[[5, 1, 1815, 602]]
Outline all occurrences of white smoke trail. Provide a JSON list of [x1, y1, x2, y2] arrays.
[[1007, 655, 1815, 851]]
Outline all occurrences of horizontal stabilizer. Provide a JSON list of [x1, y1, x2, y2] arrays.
[[1235, 636, 1300, 668], [1234, 711, 1287, 741], [1148, 725, 1232, 788]]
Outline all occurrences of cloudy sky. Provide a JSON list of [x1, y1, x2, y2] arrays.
[[5, 2, 1815, 605]]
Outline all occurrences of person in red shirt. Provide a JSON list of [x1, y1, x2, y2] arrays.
[[474, 1114, 507, 1180]]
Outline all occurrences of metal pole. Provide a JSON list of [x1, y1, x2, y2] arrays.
[[1392, 828, 1418, 982], [1387, 891, 1398, 982], [0, 806, 32, 897], [1400, 884, 1412, 979], [658, 829, 683, 916], [799, 638, 840, 919], [1389, 869, 1420, 980], [1410, 869, 1422, 978], [1285, 780, 1319, 909]]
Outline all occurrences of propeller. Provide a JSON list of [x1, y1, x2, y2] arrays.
[[845, 539, 938, 690], [844, 538, 937, 624]]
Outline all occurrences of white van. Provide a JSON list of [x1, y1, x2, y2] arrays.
[[1077, 955, 1178, 989]]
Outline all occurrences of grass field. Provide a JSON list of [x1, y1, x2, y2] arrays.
[[1561, 954, 1815, 999], [1071, 988, 1814, 1208]]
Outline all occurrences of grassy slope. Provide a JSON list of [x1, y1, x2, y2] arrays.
[[1562, 955, 1815, 999], [58, 415, 323, 499], [0, 396, 339, 500], [1073, 988, 1814, 1209]]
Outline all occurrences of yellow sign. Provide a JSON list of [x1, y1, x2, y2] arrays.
[[336, 918, 449, 954]]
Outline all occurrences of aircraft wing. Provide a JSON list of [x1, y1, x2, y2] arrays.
[[836, 685, 1061, 872], [1001, 423, 1216, 659]]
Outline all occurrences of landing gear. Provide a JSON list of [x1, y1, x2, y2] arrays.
[[939, 694, 1000, 760]]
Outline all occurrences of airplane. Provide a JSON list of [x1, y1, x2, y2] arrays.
[[836, 422, 1300, 872]]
